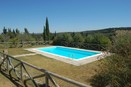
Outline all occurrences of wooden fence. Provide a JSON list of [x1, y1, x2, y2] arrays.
[[0, 41, 49, 48], [0, 52, 90, 87]]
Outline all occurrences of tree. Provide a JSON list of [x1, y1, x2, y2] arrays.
[[84, 34, 94, 43], [53, 33, 73, 46], [43, 26, 47, 41], [8, 28, 11, 33], [3, 27, 7, 35], [2, 27, 9, 48], [73, 33, 84, 42], [62, 33, 73, 43], [13, 29, 16, 37], [45, 17, 50, 40], [112, 30, 131, 56], [7, 28, 13, 38], [43, 17, 50, 41], [54, 31, 57, 37], [24, 28, 29, 34], [16, 28, 20, 34], [91, 33, 111, 50], [52, 31, 57, 40], [90, 30, 131, 87]]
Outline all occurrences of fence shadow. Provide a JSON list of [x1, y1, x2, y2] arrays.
[[0, 70, 23, 87], [0, 52, 89, 87]]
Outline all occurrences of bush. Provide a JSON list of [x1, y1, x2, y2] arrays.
[[90, 73, 110, 87], [84, 34, 94, 43], [111, 30, 131, 56], [84, 33, 111, 50], [90, 30, 131, 87], [73, 33, 84, 42], [53, 33, 73, 46]]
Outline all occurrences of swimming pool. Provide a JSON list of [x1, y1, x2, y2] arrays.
[[26, 46, 103, 66], [36, 46, 101, 60]]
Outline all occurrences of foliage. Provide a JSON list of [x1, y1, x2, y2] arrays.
[[92, 33, 111, 50], [84, 33, 111, 50], [53, 33, 73, 46], [43, 26, 47, 41], [111, 30, 131, 56], [8, 37, 19, 48], [90, 30, 131, 87], [43, 17, 50, 41], [0, 27, 40, 48], [45, 17, 50, 40], [24, 28, 29, 34], [53, 32, 111, 50], [3, 27, 7, 34], [84, 34, 94, 43], [90, 72, 110, 87], [73, 33, 84, 42]]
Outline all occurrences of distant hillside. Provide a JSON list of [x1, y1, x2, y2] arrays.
[[79, 27, 131, 37], [57, 27, 131, 34], [55, 27, 131, 39], [81, 27, 131, 34]]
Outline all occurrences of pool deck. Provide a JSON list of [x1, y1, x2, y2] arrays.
[[26, 47, 109, 66]]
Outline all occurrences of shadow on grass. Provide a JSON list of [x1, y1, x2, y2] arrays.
[[0, 70, 23, 87], [0, 70, 49, 87]]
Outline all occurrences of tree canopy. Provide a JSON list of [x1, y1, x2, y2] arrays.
[[43, 17, 50, 41]]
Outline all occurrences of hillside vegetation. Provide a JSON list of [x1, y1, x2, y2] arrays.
[[0, 27, 131, 87], [90, 30, 131, 87]]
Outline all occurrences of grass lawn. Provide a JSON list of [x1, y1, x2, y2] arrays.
[[0, 46, 104, 86], [0, 73, 15, 87]]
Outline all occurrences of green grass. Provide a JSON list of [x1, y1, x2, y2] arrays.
[[0, 46, 104, 86], [0, 45, 50, 55], [16, 55, 102, 85]]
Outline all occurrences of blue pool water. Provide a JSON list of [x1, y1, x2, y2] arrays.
[[37, 46, 101, 60]]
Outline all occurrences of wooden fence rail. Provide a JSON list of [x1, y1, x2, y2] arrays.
[[0, 52, 90, 87]]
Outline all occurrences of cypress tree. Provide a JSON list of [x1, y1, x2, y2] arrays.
[[54, 31, 57, 37], [24, 28, 29, 34], [16, 28, 20, 34], [45, 17, 50, 41], [3, 27, 7, 35], [8, 28, 11, 33], [43, 26, 47, 41], [13, 29, 16, 37], [43, 17, 50, 41]]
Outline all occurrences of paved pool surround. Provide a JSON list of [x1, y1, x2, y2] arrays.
[[26, 46, 106, 66]]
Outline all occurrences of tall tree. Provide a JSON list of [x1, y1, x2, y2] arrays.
[[45, 17, 50, 41], [8, 28, 12, 33], [24, 28, 29, 34], [43, 17, 50, 41], [7, 28, 13, 38], [45, 17, 50, 38], [13, 29, 16, 36], [16, 28, 20, 34], [54, 31, 57, 38], [3, 27, 7, 35], [43, 26, 47, 41]]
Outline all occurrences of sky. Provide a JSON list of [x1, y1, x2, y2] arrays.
[[0, 0, 131, 33]]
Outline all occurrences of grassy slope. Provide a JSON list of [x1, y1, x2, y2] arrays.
[[17, 54, 101, 85], [0, 46, 103, 85], [0, 73, 15, 87]]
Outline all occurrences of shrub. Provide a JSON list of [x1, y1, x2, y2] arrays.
[[53, 33, 73, 46], [84, 33, 111, 50], [111, 30, 131, 56], [73, 33, 84, 42], [90, 73, 110, 87], [90, 30, 131, 87]]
